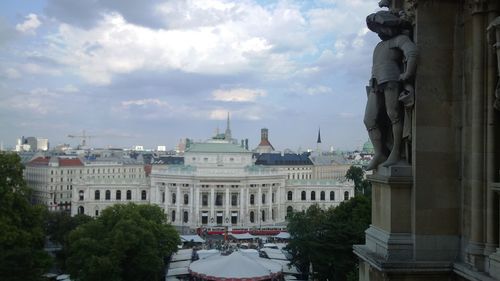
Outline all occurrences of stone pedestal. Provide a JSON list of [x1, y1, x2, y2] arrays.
[[354, 167, 453, 281]]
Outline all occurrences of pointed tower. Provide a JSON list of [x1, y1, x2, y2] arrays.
[[316, 127, 322, 155], [224, 112, 232, 141]]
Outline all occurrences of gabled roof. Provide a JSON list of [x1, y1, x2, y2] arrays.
[[58, 158, 83, 166], [28, 157, 50, 166]]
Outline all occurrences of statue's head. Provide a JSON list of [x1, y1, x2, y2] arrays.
[[378, 0, 391, 8], [366, 11, 403, 40]]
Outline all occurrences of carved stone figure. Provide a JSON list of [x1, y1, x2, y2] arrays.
[[364, 11, 417, 170], [487, 16, 500, 111]]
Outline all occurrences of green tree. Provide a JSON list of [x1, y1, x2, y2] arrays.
[[66, 203, 180, 281], [0, 152, 52, 281], [286, 196, 371, 281], [345, 165, 371, 196], [45, 212, 91, 271]]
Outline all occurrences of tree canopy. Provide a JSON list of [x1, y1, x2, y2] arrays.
[[66, 203, 180, 281], [286, 196, 371, 281], [0, 152, 52, 281], [345, 165, 371, 196]]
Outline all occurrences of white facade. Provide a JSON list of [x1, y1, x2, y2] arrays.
[[25, 156, 146, 213], [149, 141, 354, 230]]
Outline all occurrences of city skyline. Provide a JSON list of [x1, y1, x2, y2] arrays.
[[0, 0, 380, 151]]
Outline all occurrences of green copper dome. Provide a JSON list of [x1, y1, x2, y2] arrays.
[[362, 140, 374, 154]]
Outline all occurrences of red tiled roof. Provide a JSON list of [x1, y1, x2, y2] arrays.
[[58, 158, 83, 166], [28, 157, 50, 166], [258, 139, 274, 149]]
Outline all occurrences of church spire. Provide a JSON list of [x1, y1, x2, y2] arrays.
[[317, 127, 322, 144], [224, 112, 232, 141]]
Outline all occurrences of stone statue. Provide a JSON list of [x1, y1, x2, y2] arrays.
[[487, 16, 500, 111], [364, 10, 417, 171]]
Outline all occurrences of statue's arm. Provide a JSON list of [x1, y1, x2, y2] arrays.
[[398, 36, 418, 81]]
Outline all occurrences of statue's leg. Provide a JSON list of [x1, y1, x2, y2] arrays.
[[364, 89, 386, 170], [382, 81, 403, 167]]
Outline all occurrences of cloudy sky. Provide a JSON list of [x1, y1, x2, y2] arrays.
[[0, 0, 380, 151]]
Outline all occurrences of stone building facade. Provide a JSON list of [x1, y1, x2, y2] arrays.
[[354, 1, 500, 280], [149, 141, 353, 229]]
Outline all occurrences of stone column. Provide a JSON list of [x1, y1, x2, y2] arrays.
[[195, 185, 200, 226], [239, 189, 244, 226], [258, 186, 262, 227], [485, 11, 500, 256], [210, 187, 215, 226], [190, 185, 194, 228], [268, 185, 272, 223], [176, 185, 181, 223], [225, 187, 230, 222], [469, 1, 487, 266]]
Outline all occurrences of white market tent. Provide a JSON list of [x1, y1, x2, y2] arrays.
[[240, 249, 259, 258], [230, 233, 257, 240], [196, 249, 220, 260], [189, 251, 282, 281], [260, 248, 288, 260], [180, 235, 205, 243], [171, 249, 193, 262], [274, 232, 291, 239], [272, 260, 301, 275]]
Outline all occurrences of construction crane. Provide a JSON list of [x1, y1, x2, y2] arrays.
[[67, 130, 96, 148]]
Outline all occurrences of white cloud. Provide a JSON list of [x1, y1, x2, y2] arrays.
[[21, 63, 61, 76], [212, 88, 266, 102], [209, 109, 229, 120], [16, 14, 41, 34], [306, 85, 332, 95], [2, 68, 20, 79], [121, 98, 169, 108], [60, 84, 79, 93]]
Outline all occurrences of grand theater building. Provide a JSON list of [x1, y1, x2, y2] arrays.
[[149, 139, 353, 230]]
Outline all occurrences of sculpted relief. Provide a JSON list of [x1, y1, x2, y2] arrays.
[[364, 1, 417, 171]]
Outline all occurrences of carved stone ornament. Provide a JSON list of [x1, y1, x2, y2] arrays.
[[487, 16, 500, 111]]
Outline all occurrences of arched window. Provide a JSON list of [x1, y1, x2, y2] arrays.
[[105, 190, 110, 200], [183, 211, 188, 223], [250, 194, 255, 205], [126, 190, 131, 200], [330, 191, 335, 201], [78, 190, 84, 201], [261, 210, 266, 222], [286, 206, 293, 218], [320, 191, 325, 201], [162, 192, 165, 203], [344, 191, 349, 201], [231, 194, 237, 206], [171, 210, 176, 222], [95, 208, 99, 216], [202, 194, 208, 206], [287, 191, 293, 201], [301, 191, 306, 201], [184, 194, 189, 205], [250, 211, 255, 223], [77, 206, 84, 215], [141, 190, 147, 200], [262, 193, 266, 204], [215, 194, 222, 206], [94, 190, 100, 200], [116, 190, 121, 200], [311, 191, 316, 201], [172, 193, 176, 204]]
